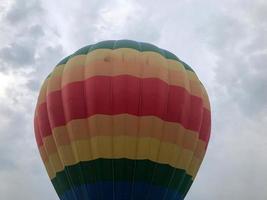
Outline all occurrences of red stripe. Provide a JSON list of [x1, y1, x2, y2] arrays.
[[34, 117, 43, 146], [35, 75, 211, 145], [199, 109, 211, 142]]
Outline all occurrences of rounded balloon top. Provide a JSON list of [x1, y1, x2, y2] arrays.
[[34, 39, 211, 200]]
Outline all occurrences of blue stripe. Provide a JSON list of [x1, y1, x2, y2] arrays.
[[59, 181, 183, 200]]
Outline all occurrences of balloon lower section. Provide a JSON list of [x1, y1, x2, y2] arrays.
[[52, 158, 193, 200], [59, 182, 184, 200]]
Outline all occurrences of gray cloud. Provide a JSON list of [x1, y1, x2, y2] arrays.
[[0, 42, 36, 66], [217, 7, 267, 124], [28, 24, 45, 38], [5, 0, 43, 24]]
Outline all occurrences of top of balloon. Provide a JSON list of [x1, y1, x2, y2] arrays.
[[54, 39, 194, 72]]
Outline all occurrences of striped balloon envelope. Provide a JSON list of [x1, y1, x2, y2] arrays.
[[34, 40, 211, 200]]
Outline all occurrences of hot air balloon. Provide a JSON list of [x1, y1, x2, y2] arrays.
[[34, 40, 211, 200]]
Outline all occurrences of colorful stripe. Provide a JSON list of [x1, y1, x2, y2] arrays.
[[34, 40, 211, 200]]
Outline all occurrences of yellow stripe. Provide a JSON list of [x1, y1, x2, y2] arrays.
[[40, 135, 206, 179], [42, 114, 203, 152], [39, 143, 49, 161], [188, 156, 202, 178], [43, 159, 55, 178]]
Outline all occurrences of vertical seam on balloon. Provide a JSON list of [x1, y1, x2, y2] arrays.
[[180, 85, 205, 199], [62, 55, 83, 199], [36, 82, 61, 194], [58, 61, 80, 200], [43, 76, 65, 197], [163, 58, 176, 200], [193, 86, 206, 168], [191, 86, 211, 179], [35, 110, 58, 190], [129, 41, 139, 200], [63, 61, 86, 200], [73, 47, 93, 200], [91, 41, 104, 200], [120, 42, 132, 200], [111, 40, 116, 200], [130, 41, 143, 200], [172, 63, 192, 199], [182, 85, 204, 199], [47, 65, 78, 200], [83, 45, 98, 199], [143, 48, 168, 200], [162, 60, 178, 200], [143, 46, 154, 200], [182, 77, 199, 197], [128, 43, 135, 200], [128, 45, 135, 200]]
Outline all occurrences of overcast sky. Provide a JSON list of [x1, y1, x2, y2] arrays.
[[0, 0, 266, 199]]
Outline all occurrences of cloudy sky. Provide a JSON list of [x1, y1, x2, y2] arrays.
[[0, 0, 266, 199]]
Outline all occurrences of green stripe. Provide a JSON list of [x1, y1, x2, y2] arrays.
[[55, 40, 194, 72], [51, 158, 193, 196]]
